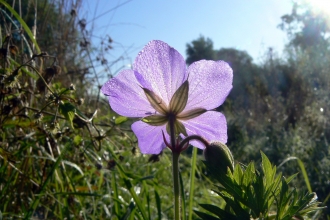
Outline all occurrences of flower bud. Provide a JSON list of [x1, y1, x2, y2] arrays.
[[203, 142, 234, 175]]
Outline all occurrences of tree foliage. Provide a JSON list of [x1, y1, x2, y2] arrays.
[[186, 35, 215, 65]]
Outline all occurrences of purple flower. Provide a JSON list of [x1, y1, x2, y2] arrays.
[[101, 40, 233, 154]]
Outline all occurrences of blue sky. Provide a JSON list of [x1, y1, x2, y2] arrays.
[[82, 0, 294, 71]]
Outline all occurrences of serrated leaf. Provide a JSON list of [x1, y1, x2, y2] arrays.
[[233, 164, 243, 185], [59, 102, 75, 128], [261, 151, 274, 188], [242, 162, 255, 187]]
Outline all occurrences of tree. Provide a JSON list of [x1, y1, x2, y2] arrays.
[[185, 35, 215, 65], [279, 1, 330, 50]]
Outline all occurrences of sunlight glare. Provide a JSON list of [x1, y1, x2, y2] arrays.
[[305, 0, 330, 16]]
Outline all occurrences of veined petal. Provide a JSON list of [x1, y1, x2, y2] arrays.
[[169, 80, 189, 115], [131, 121, 169, 154], [180, 111, 227, 149], [133, 40, 188, 105], [185, 60, 233, 110], [101, 70, 154, 117], [142, 114, 167, 126]]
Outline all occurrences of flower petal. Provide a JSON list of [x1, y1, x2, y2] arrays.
[[180, 111, 227, 149], [131, 121, 169, 154], [101, 70, 154, 117], [185, 60, 233, 110], [133, 40, 188, 105]]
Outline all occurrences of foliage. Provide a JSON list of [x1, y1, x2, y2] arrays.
[[196, 152, 324, 219], [186, 35, 215, 65]]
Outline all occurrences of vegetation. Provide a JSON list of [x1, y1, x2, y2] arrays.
[[0, 0, 328, 219], [186, 2, 330, 218]]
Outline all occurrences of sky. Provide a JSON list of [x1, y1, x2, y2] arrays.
[[81, 0, 294, 73]]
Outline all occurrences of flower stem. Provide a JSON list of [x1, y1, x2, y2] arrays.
[[169, 114, 181, 220], [172, 151, 180, 220]]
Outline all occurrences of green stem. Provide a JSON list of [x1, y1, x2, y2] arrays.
[[188, 147, 197, 220], [169, 114, 181, 220], [172, 151, 180, 220]]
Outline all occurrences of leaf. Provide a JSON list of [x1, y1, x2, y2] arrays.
[[194, 210, 219, 220], [154, 190, 162, 220], [242, 162, 255, 187], [233, 164, 243, 185], [120, 201, 136, 220], [200, 204, 237, 219], [115, 116, 128, 125], [59, 102, 75, 129], [278, 156, 312, 193], [261, 151, 274, 188]]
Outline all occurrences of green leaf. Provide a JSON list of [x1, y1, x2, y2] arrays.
[[194, 210, 219, 220], [200, 204, 237, 219], [261, 151, 275, 188], [219, 195, 250, 219], [169, 80, 189, 114], [233, 164, 243, 185], [154, 190, 162, 220], [278, 157, 312, 193], [242, 162, 255, 187], [188, 147, 198, 220], [123, 178, 148, 220], [114, 116, 128, 124], [59, 102, 76, 129]]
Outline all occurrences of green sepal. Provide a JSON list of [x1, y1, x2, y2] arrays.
[[142, 115, 167, 126], [143, 88, 168, 115], [178, 108, 207, 120], [166, 120, 188, 136], [169, 80, 189, 115]]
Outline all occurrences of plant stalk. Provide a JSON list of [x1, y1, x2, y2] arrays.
[[169, 114, 181, 220], [172, 151, 181, 220]]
